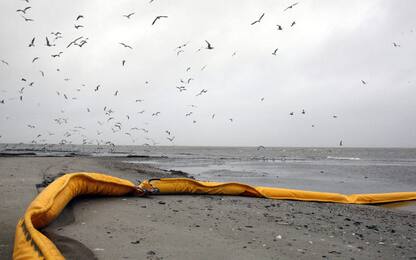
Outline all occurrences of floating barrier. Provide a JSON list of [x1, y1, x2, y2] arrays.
[[13, 173, 416, 259]]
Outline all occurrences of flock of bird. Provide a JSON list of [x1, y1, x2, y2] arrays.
[[0, 1, 407, 148]]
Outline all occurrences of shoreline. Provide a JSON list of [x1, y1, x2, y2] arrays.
[[1, 156, 415, 259]]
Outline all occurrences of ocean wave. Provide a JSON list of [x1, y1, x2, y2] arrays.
[[327, 156, 361, 161]]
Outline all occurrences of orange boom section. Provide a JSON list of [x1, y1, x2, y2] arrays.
[[140, 178, 416, 204], [13, 173, 416, 259], [13, 173, 138, 260]]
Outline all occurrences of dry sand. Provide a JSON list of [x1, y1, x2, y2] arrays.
[[0, 156, 415, 259]]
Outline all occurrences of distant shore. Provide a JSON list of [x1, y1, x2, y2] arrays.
[[1, 156, 415, 259]]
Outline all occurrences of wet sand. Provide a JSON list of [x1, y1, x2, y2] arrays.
[[0, 156, 415, 259]]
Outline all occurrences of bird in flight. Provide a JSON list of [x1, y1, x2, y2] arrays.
[[260, 97, 264, 101], [21, 15, 34, 22], [272, 48, 278, 55], [283, 2, 299, 11], [205, 40, 214, 50], [122, 60, 126, 66], [124, 12, 135, 19], [94, 85, 100, 91], [31, 57, 39, 63], [152, 112, 161, 116], [196, 89, 208, 96], [167, 136, 175, 142], [290, 21, 296, 27], [120, 42, 133, 49], [39, 70, 44, 77], [45, 37, 55, 47], [51, 51, 63, 58], [66, 36, 83, 48], [152, 16, 168, 25], [76, 15, 84, 21], [114, 90, 119, 96], [0, 59, 9, 66], [289, 112, 294, 116], [251, 13, 265, 25], [393, 42, 400, 47], [17, 6, 31, 14], [185, 112, 193, 116], [276, 25, 283, 30], [74, 24, 84, 29], [28, 37, 35, 47], [361, 80, 367, 85]]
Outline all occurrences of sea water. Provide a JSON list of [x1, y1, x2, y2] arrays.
[[2, 144, 416, 211]]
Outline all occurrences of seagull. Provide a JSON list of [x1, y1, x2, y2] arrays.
[[120, 42, 133, 49], [229, 118, 233, 122], [196, 89, 208, 96], [123, 12, 135, 19], [260, 97, 264, 101], [333, 115, 338, 118], [283, 2, 299, 11], [185, 112, 193, 116], [339, 140, 343, 147], [289, 112, 294, 116], [135, 99, 144, 102], [205, 40, 214, 49], [187, 78, 194, 84], [76, 15, 84, 20], [177, 86, 187, 92], [122, 60, 126, 66], [290, 21, 296, 27], [45, 37, 55, 47], [211, 114, 215, 119], [152, 112, 161, 116], [114, 90, 119, 96], [31, 57, 39, 63], [67, 36, 83, 48], [39, 70, 44, 77], [257, 145, 265, 150], [165, 130, 171, 135], [186, 67, 191, 72], [272, 48, 278, 55], [74, 24, 84, 29], [167, 136, 175, 142], [152, 16, 168, 25], [51, 51, 63, 58], [94, 85, 100, 91], [0, 59, 9, 66], [28, 37, 35, 47], [301, 109, 305, 114], [393, 42, 400, 47], [276, 25, 283, 30], [361, 80, 367, 85], [251, 13, 265, 25], [21, 15, 34, 22], [176, 50, 184, 56], [17, 6, 31, 14]]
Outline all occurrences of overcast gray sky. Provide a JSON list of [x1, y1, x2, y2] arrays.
[[0, 0, 415, 147]]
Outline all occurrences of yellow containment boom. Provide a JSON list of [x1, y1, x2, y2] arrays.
[[13, 172, 416, 260]]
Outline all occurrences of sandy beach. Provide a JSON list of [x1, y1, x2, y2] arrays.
[[1, 156, 415, 260]]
